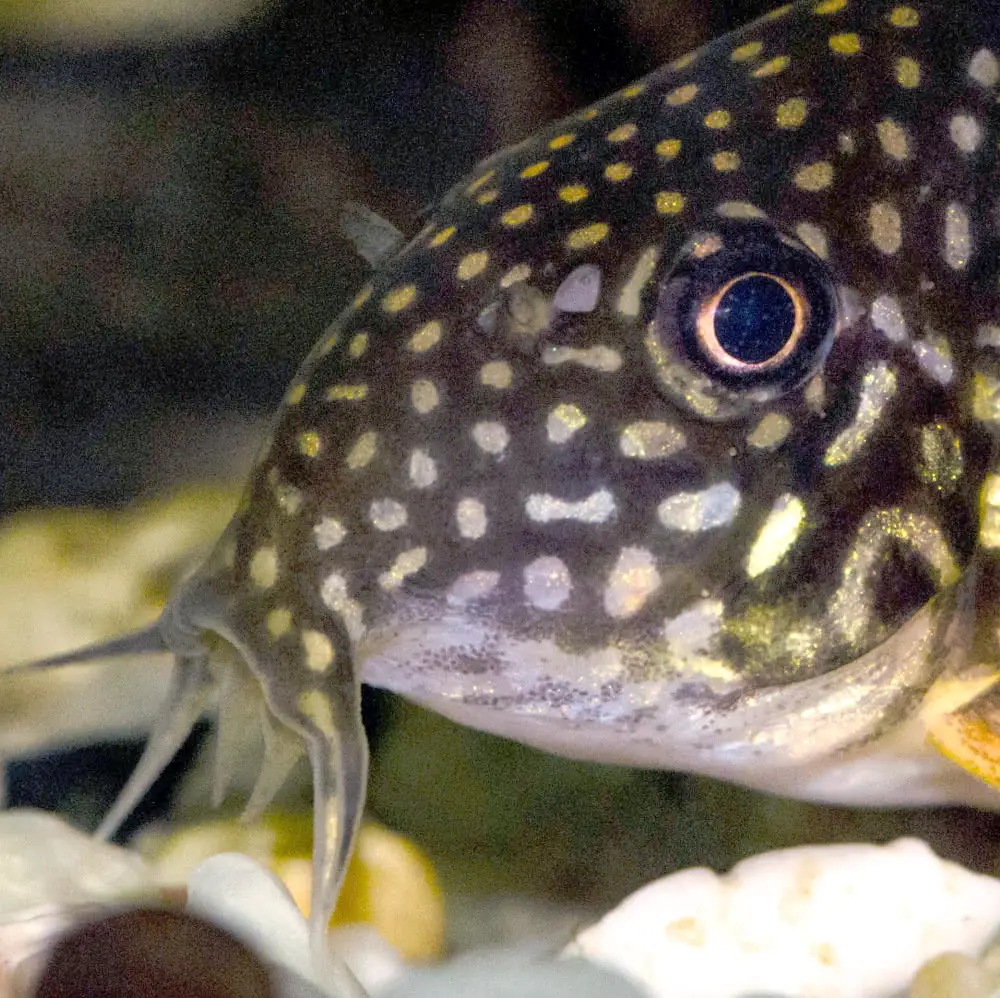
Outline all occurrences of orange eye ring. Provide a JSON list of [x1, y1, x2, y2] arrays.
[[695, 271, 809, 373]]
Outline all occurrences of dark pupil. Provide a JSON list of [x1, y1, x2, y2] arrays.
[[713, 274, 796, 364]]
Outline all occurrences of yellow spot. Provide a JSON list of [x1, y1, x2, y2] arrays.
[[704, 109, 731, 129], [622, 82, 646, 97], [712, 151, 741, 172], [520, 160, 550, 179], [249, 547, 278, 589], [317, 331, 338, 357], [302, 630, 334, 673], [352, 284, 372, 309], [981, 475, 1000, 547], [829, 32, 861, 54], [547, 403, 588, 443], [549, 132, 575, 149], [746, 495, 806, 578], [776, 97, 807, 128], [285, 383, 306, 406], [408, 320, 443, 353], [794, 161, 834, 190], [655, 191, 686, 214], [480, 361, 513, 389], [895, 56, 920, 88], [379, 547, 429, 591], [752, 55, 789, 77], [500, 263, 532, 287], [765, 4, 794, 19], [877, 118, 909, 160], [731, 41, 763, 62], [456, 251, 489, 281], [580, 107, 600, 120], [466, 170, 495, 194], [655, 138, 681, 159], [298, 430, 322, 458], [326, 384, 368, 401], [671, 52, 697, 70], [476, 189, 499, 205], [382, 284, 416, 313], [429, 225, 456, 247], [559, 184, 589, 204], [607, 122, 638, 142], [889, 5, 919, 26], [666, 83, 699, 105], [348, 332, 368, 358], [297, 690, 335, 738], [501, 203, 534, 227], [266, 608, 292, 640], [566, 222, 609, 250], [813, 0, 846, 12], [346, 430, 378, 469], [604, 162, 633, 182], [868, 201, 902, 254], [973, 371, 1000, 424]]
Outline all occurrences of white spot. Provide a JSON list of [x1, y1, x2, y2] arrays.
[[976, 324, 1000, 349], [302, 630, 334, 673], [319, 571, 366, 641], [480, 361, 513, 389], [950, 113, 982, 153], [314, 517, 346, 550], [456, 497, 488, 539], [745, 494, 806, 578], [523, 556, 572, 611], [944, 202, 971, 270], [542, 345, 622, 372], [715, 201, 767, 220], [913, 333, 954, 385], [369, 498, 408, 531], [525, 489, 616, 524], [824, 362, 898, 466], [968, 49, 1000, 88], [616, 246, 660, 317], [408, 449, 438, 488], [657, 483, 741, 532], [249, 547, 278, 589], [795, 222, 828, 260], [547, 403, 587, 443], [411, 379, 439, 413], [604, 547, 660, 618], [870, 295, 908, 342], [472, 421, 510, 455], [619, 421, 686, 459], [662, 599, 732, 682], [447, 570, 501, 605], [552, 264, 602, 313], [378, 547, 428, 591]]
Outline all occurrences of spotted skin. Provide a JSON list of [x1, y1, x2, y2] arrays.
[[11, 0, 1000, 966]]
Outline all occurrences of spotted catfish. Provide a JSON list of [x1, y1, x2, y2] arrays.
[[9, 0, 1000, 965]]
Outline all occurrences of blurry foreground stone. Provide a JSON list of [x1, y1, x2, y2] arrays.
[[565, 838, 1000, 998], [140, 813, 444, 980], [0, 0, 271, 44], [34, 909, 273, 998], [0, 488, 238, 758]]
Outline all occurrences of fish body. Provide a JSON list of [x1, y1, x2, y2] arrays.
[[9, 0, 1000, 963]]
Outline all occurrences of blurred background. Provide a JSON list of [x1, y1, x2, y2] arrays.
[[2, 0, 1000, 961]]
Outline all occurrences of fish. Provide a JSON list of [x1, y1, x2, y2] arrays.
[[6, 0, 1000, 972]]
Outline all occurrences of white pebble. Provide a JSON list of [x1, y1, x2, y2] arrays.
[[564, 838, 1000, 998]]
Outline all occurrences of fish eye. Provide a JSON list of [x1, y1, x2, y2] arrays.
[[646, 220, 839, 420]]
